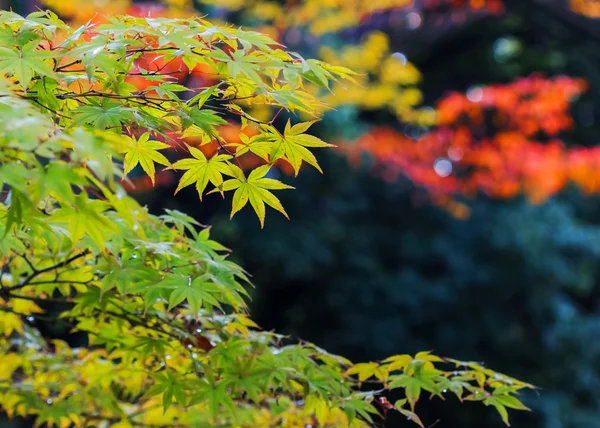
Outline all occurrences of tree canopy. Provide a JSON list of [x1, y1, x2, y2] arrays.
[[0, 9, 538, 428]]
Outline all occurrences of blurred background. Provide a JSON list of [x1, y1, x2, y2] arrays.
[[8, 0, 600, 427]]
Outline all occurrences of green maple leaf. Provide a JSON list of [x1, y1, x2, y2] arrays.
[[53, 193, 117, 250], [222, 49, 265, 86], [80, 49, 125, 84], [171, 146, 232, 200], [179, 108, 228, 138], [394, 400, 424, 428], [235, 28, 281, 51], [165, 275, 222, 314], [188, 84, 220, 109], [0, 41, 57, 89], [146, 371, 187, 413], [121, 132, 171, 185], [73, 99, 133, 129], [269, 120, 336, 176], [214, 164, 294, 228]]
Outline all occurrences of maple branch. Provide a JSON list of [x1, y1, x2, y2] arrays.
[[163, 262, 202, 272], [0, 256, 12, 291], [54, 58, 81, 71], [100, 305, 184, 341], [269, 106, 284, 125], [5, 293, 72, 305], [2, 250, 91, 294], [26, 280, 92, 286], [51, 90, 168, 102], [28, 97, 71, 119]]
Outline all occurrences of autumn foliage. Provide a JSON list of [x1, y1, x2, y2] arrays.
[[424, 0, 504, 14], [348, 75, 598, 213], [0, 9, 540, 427]]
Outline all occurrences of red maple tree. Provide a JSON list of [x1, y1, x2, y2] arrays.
[[348, 75, 599, 216]]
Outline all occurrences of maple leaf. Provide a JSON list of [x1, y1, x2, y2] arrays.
[[213, 164, 294, 228], [52, 193, 117, 250], [121, 132, 171, 185], [235, 28, 282, 51], [146, 371, 188, 413], [269, 120, 336, 176], [0, 41, 57, 89], [162, 275, 222, 315], [228, 133, 272, 161], [171, 145, 232, 200], [72, 99, 134, 129]]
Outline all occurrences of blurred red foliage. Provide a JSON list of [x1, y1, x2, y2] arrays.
[[423, 0, 504, 14], [347, 75, 599, 216]]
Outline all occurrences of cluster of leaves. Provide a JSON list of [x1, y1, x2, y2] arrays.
[[0, 10, 536, 427], [347, 75, 597, 216], [4, 4, 357, 226], [43, 0, 433, 123], [317, 31, 435, 126], [39, 0, 599, 127], [39, 0, 436, 198], [165, 0, 417, 35]]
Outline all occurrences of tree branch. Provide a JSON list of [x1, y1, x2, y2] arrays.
[[2, 250, 90, 294]]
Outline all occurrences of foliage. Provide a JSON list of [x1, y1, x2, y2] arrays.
[[41, 0, 600, 31], [317, 31, 435, 125], [208, 160, 600, 427], [347, 75, 598, 216], [188, 6, 600, 427], [0, 10, 537, 427], [43, 0, 433, 124], [43, 0, 600, 209], [17, 4, 357, 225]]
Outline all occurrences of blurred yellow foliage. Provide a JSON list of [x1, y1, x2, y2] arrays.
[[196, 0, 413, 34], [43, 0, 130, 22], [0, 312, 22, 336], [320, 32, 434, 125], [285, 0, 413, 34]]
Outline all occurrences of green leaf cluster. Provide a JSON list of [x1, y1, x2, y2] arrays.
[[0, 10, 534, 427]]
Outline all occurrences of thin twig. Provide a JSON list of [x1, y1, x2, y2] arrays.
[[3, 251, 90, 293]]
